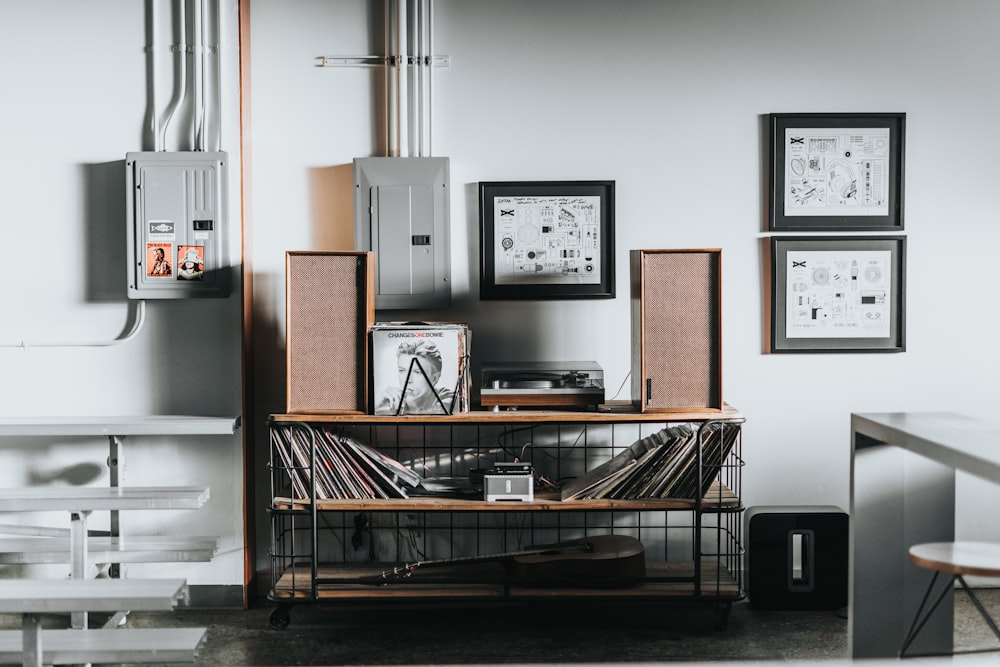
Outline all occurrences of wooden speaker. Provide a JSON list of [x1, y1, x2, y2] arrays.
[[286, 251, 375, 414], [630, 249, 722, 412]]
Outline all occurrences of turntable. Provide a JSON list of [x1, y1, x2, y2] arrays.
[[480, 361, 605, 410]]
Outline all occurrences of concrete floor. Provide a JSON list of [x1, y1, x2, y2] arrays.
[[2, 591, 997, 666], [104, 590, 1000, 665]]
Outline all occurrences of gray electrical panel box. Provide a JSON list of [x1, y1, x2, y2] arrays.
[[126, 151, 230, 299], [354, 157, 450, 310]]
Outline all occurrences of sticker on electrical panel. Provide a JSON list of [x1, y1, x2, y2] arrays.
[[146, 242, 173, 278], [147, 220, 175, 239], [177, 246, 205, 281]]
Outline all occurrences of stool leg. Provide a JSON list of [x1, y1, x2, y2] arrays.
[[900, 571, 954, 657], [956, 575, 1000, 642]]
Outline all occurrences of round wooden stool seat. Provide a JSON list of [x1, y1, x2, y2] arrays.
[[900, 541, 1000, 656], [909, 542, 1000, 578]]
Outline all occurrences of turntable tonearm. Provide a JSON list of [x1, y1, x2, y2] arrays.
[[480, 361, 605, 410]]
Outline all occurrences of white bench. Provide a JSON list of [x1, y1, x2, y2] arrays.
[[0, 578, 206, 667], [0, 486, 210, 628], [0, 415, 238, 573], [0, 535, 218, 565], [0, 628, 207, 665], [0, 487, 211, 573]]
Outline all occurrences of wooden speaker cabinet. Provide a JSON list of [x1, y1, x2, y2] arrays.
[[630, 249, 722, 412], [286, 251, 375, 414]]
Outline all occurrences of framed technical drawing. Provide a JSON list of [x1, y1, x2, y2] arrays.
[[769, 236, 905, 353], [479, 180, 615, 300], [769, 113, 905, 231]]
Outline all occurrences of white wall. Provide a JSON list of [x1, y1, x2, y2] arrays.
[[0, 1, 245, 590], [3, 0, 994, 595], [248, 0, 1000, 577]]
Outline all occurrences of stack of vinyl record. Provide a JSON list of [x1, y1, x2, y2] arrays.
[[271, 426, 421, 500], [560, 423, 739, 501]]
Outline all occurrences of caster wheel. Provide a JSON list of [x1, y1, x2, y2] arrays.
[[269, 607, 291, 630], [713, 602, 732, 630]]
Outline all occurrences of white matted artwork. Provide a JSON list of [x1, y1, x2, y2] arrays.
[[768, 113, 905, 231], [769, 236, 905, 353], [785, 249, 892, 339], [479, 181, 615, 299], [783, 127, 891, 218]]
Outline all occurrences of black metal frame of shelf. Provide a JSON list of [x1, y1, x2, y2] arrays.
[[266, 413, 744, 628]]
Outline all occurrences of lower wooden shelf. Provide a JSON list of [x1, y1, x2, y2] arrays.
[[270, 560, 741, 602]]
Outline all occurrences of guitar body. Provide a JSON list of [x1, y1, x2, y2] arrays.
[[506, 535, 646, 585], [374, 534, 646, 588]]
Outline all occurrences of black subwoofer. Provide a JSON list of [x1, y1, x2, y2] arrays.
[[746, 505, 848, 610]]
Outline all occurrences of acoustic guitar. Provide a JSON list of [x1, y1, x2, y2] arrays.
[[372, 534, 646, 587]]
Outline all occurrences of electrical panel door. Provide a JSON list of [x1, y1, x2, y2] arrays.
[[126, 151, 230, 299], [354, 157, 450, 310]]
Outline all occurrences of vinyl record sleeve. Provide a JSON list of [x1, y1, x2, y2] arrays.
[[371, 322, 470, 415]]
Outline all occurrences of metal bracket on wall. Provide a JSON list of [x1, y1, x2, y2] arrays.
[[316, 55, 450, 68]]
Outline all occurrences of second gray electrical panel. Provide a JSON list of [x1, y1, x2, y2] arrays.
[[354, 157, 450, 310]]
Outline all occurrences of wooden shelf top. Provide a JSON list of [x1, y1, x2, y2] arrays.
[[272, 482, 741, 512], [272, 403, 742, 425]]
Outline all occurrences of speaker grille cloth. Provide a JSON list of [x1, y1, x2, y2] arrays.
[[644, 252, 720, 408], [287, 254, 361, 411]]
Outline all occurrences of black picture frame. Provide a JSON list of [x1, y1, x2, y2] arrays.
[[768, 113, 905, 231], [769, 235, 905, 353], [479, 180, 615, 300]]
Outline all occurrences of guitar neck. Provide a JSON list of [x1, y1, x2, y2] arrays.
[[382, 544, 585, 580]]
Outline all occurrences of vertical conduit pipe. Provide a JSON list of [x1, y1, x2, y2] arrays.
[[211, 0, 222, 150], [415, 0, 424, 157], [146, 0, 161, 151], [398, 0, 408, 157], [427, 0, 434, 156], [192, 0, 205, 150], [158, 0, 187, 151], [199, 0, 210, 150], [386, 0, 397, 156], [383, 0, 390, 155]]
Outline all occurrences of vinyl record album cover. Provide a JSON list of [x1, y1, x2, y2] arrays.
[[371, 322, 470, 415]]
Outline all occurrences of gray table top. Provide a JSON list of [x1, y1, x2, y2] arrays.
[[852, 411, 1000, 484]]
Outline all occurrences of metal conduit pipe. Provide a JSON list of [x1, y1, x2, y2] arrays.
[[211, 0, 222, 150], [145, 0, 160, 151], [427, 0, 434, 156], [192, 0, 205, 150], [397, 0, 408, 157], [200, 0, 220, 151], [415, 0, 424, 157], [0, 301, 147, 349], [385, 0, 396, 156], [158, 0, 187, 151]]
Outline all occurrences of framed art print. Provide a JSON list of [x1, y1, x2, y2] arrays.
[[769, 113, 905, 231], [479, 180, 615, 300], [769, 235, 905, 353]]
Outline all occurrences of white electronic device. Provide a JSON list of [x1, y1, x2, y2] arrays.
[[483, 462, 534, 502]]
